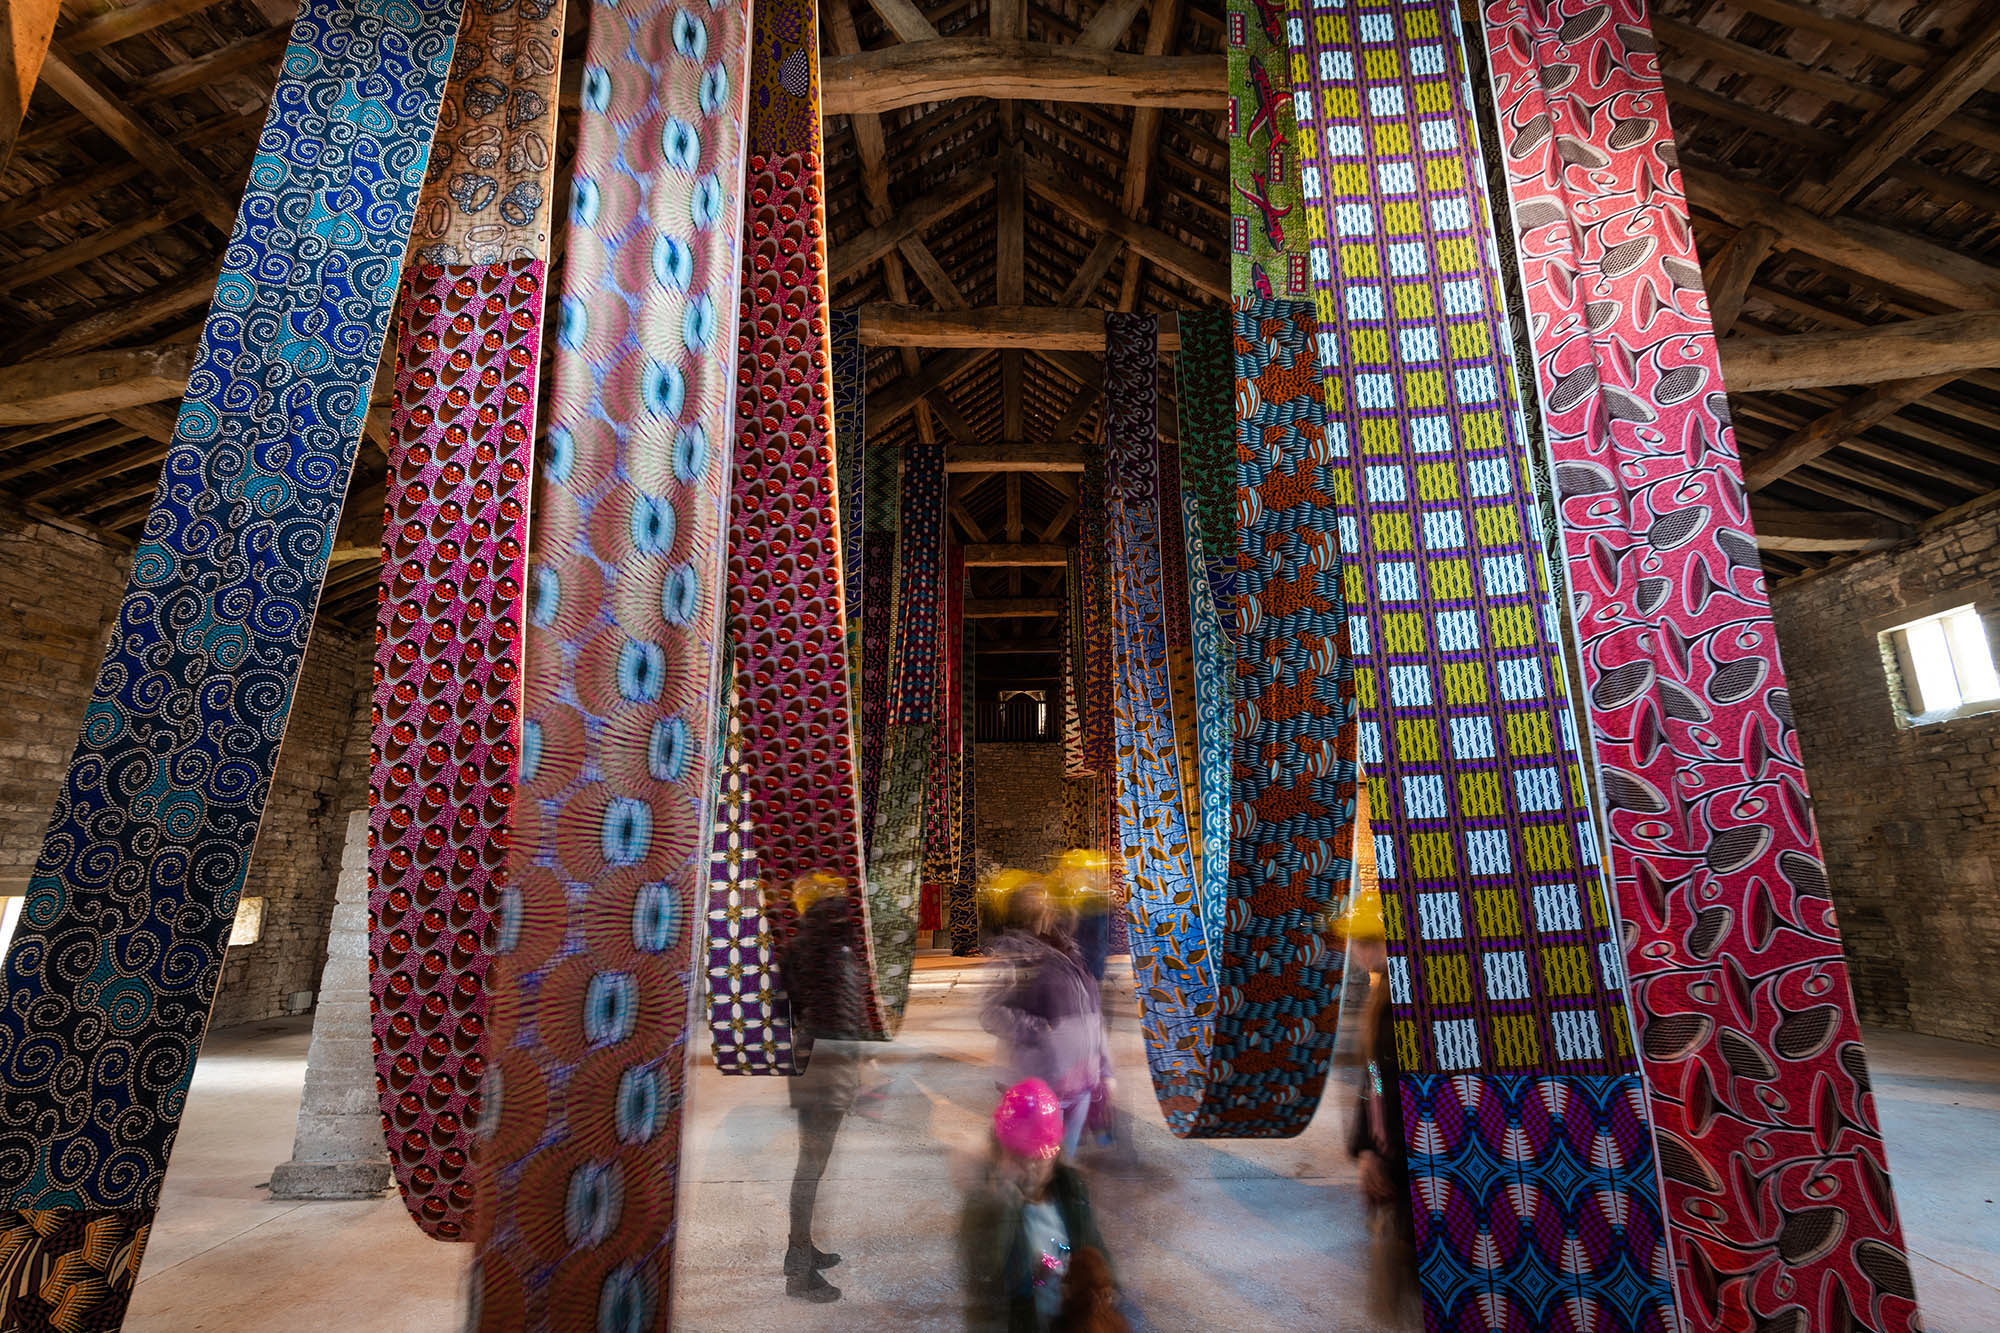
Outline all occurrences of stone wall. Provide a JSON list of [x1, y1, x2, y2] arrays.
[[1770, 499, 2000, 1046], [0, 501, 369, 1029], [974, 741, 1068, 871], [0, 507, 130, 892]]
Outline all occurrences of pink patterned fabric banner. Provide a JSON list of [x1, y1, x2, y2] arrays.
[[1480, 3, 1917, 1329]]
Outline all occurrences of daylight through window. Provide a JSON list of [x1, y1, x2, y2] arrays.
[[1886, 604, 2000, 723]]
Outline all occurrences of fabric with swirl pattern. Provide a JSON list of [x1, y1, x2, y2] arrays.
[[0, 0, 462, 1264], [1480, 3, 1916, 1328], [466, 0, 750, 1324], [367, 0, 568, 1240]]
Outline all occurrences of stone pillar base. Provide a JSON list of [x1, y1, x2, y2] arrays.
[[269, 1158, 389, 1200]]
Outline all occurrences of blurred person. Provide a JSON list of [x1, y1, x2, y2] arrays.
[[960, 1080, 1115, 1332], [778, 871, 866, 1302], [1052, 849, 1112, 982], [982, 874, 1111, 1160], [1344, 883, 1421, 1328]]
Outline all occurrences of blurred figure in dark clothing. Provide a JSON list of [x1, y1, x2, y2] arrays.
[[1346, 881, 1421, 1328], [1055, 1246, 1127, 1333], [1054, 849, 1111, 982], [779, 871, 867, 1302]]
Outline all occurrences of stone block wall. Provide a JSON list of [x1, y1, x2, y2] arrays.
[[974, 741, 1068, 872], [1769, 499, 2000, 1046], [0, 501, 370, 1029], [0, 508, 130, 891]]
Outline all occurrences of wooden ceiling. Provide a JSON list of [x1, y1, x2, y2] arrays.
[[1, 0, 1998, 659]]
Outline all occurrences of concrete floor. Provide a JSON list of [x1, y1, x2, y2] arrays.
[[125, 954, 2000, 1331]]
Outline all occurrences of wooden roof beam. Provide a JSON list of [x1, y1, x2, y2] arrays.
[[1022, 156, 1225, 298], [822, 41, 1224, 116], [1077, 0, 1149, 50], [966, 596, 1064, 618], [1, 0, 61, 172], [870, 347, 987, 426], [36, 47, 237, 231], [1741, 375, 1959, 491], [60, 0, 227, 55], [945, 443, 1083, 472], [1682, 165, 2000, 311], [827, 164, 997, 284], [862, 0, 939, 43], [0, 343, 199, 425], [1750, 502, 1909, 553], [857, 304, 1182, 350], [1720, 312, 2000, 393], [965, 542, 1067, 567]]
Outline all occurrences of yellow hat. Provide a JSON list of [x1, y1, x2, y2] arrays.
[[792, 871, 850, 915], [1341, 885, 1385, 942]]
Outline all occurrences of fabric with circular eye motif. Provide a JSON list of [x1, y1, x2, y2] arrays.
[[0, 0, 462, 1275], [368, 259, 542, 1241], [1479, 3, 1918, 1329], [466, 0, 751, 1324]]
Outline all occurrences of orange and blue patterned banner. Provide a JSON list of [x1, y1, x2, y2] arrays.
[[1480, 2, 1918, 1327], [0, 0, 463, 1323], [1288, 0, 1675, 1325], [468, 0, 750, 1322], [1106, 310, 1358, 1137]]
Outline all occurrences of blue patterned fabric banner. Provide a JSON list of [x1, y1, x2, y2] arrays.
[[0, 0, 463, 1217]]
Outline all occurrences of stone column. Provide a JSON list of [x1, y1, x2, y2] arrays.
[[269, 809, 390, 1199]]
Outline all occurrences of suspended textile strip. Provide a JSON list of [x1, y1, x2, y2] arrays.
[[706, 681, 804, 1075], [832, 308, 866, 702], [1228, 0, 1310, 299], [1174, 312, 1236, 943], [1105, 312, 1357, 1136], [859, 529, 896, 845], [1062, 548, 1087, 778], [727, 0, 898, 1039], [921, 544, 966, 933], [468, 0, 750, 1322], [0, 13, 460, 1322], [948, 569, 981, 955], [1287, 1, 1675, 1325], [369, 0, 567, 1240], [1480, 4, 1917, 1327]]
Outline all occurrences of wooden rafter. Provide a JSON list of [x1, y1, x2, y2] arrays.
[[1742, 376, 1959, 491], [1720, 312, 2000, 394], [857, 304, 1183, 350], [821, 41, 1224, 116]]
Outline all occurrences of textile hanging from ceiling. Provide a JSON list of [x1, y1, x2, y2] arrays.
[[706, 680, 804, 1074], [923, 544, 967, 934], [949, 566, 981, 955], [1104, 312, 1357, 1137], [466, 0, 749, 1322], [1480, 5, 1917, 1328], [832, 308, 866, 702], [1076, 440, 1128, 956], [368, 0, 567, 1241], [725, 0, 905, 1042], [1228, 0, 1310, 299], [1173, 311, 1237, 942], [0, 5, 461, 1323], [1288, 1, 1675, 1326]]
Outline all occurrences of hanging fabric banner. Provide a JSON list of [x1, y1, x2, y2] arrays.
[[0, 2, 462, 1323], [1174, 311, 1237, 942], [832, 308, 866, 702], [1479, 4, 1917, 1328], [859, 443, 898, 848], [1288, 1, 1675, 1326], [706, 677, 805, 1075], [948, 563, 981, 955], [368, 0, 566, 1241], [1105, 312, 1358, 1137], [727, 0, 910, 1040], [1228, 0, 1311, 299], [467, 0, 750, 1322]]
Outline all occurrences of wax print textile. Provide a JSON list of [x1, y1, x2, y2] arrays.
[[467, 0, 750, 1323], [948, 573, 981, 954], [1230, 0, 1310, 299], [368, 0, 568, 1240], [1480, 3, 1916, 1327], [0, 0, 461, 1235], [706, 682, 804, 1075], [1287, 0, 1674, 1325], [727, 0, 897, 1041], [1105, 312, 1357, 1137], [832, 308, 865, 701]]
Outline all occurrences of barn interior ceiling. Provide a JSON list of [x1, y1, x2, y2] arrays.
[[1, 0, 1997, 664]]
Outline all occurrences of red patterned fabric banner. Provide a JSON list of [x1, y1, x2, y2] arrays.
[[1480, 3, 1917, 1327]]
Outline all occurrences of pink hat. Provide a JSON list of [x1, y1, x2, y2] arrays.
[[994, 1078, 1064, 1160]]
